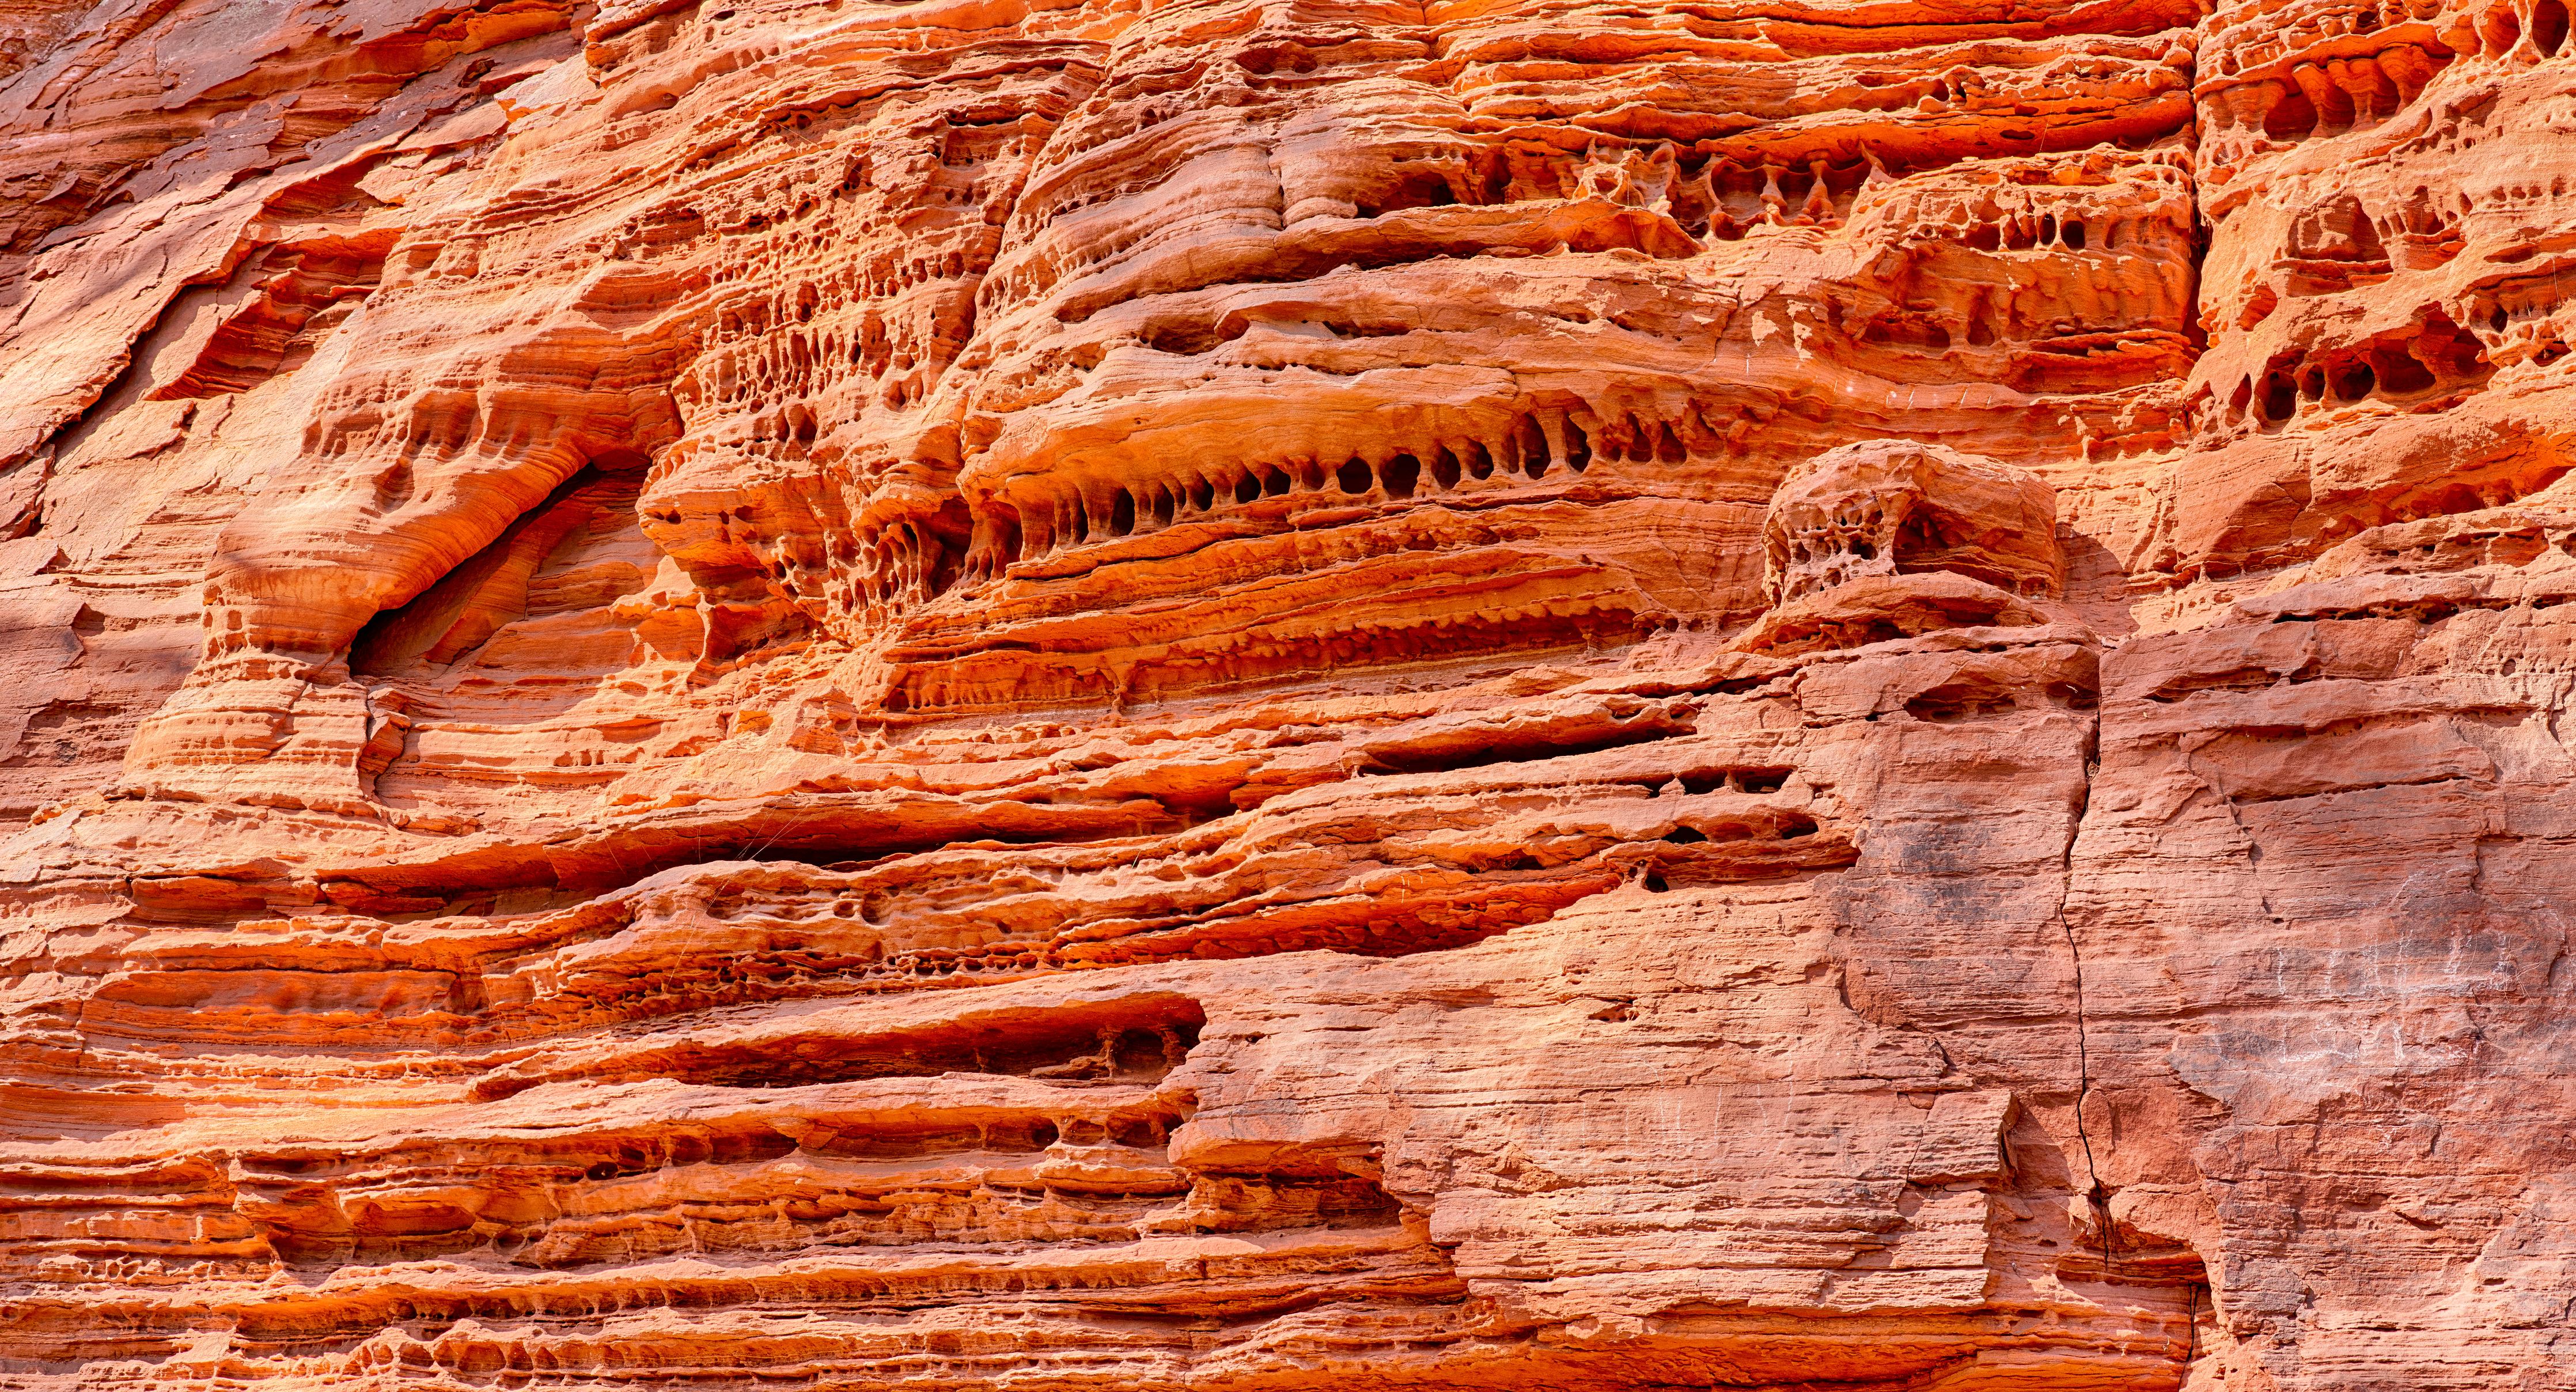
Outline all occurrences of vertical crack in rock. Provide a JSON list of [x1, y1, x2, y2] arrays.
[[2, 0, 2574, 1385], [2058, 742, 2113, 1280]]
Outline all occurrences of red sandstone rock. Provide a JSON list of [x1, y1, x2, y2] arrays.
[[1763, 442, 2066, 605], [0, 0, 2571, 1386]]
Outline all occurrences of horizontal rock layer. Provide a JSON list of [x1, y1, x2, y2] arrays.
[[1, 0, 2573, 1387]]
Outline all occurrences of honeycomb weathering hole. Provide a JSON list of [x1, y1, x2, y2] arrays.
[[9, 0, 2568, 1386]]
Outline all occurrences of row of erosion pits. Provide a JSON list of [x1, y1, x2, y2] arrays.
[[2479, 0, 2572, 64], [2239, 1, 2567, 143], [962, 406, 1649, 578], [2221, 312, 2491, 428]]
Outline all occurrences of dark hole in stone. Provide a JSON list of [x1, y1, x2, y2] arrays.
[[1382, 453, 1420, 497], [2369, 341, 2437, 393], [1621, 415, 1653, 462], [1107, 1114, 1165, 1148], [987, 1118, 1060, 1151], [2264, 88, 2318, 139], [2260, 370, 2298, 421], [1516, 416, 1551, 477], [2485, 5, 2522, 55], [2422, 312, 2491, 379], [1361, 169, 1457, 218], [710, 1130, 797, 1165], [1143, 321, 1221, 354]]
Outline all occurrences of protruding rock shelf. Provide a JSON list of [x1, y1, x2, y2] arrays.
[[1, 0, 2573, 1387]]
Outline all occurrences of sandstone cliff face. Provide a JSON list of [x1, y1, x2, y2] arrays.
[[1, 0, 2572, 1385]]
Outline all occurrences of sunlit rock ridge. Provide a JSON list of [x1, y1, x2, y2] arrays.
[[0, 0, 2571, 1385]]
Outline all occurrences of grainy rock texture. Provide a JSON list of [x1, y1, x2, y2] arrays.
[[0, 0, 2572, 1385]]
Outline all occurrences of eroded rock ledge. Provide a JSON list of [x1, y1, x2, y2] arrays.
[[1, 0, 2573, 1386]]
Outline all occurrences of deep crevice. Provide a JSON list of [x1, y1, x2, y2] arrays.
[[469, 995, 1206, 1100]]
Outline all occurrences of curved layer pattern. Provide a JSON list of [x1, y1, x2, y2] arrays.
[[2, 0, 2574, 1387]]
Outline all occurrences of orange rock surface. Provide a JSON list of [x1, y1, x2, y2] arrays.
[[1, 0, 2573, 1384]]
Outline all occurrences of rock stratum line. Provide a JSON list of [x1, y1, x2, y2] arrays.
[[0, 0, 2571, 1385]]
